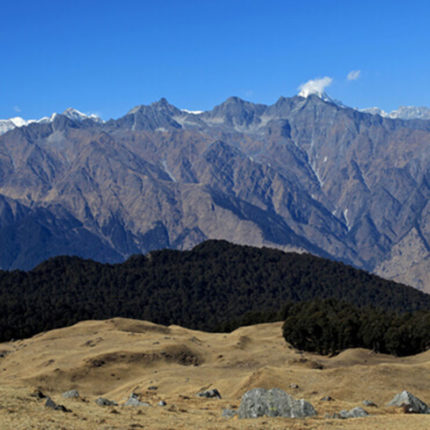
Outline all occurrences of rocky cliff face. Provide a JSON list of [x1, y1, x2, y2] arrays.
[[1, 95, 430, 292]]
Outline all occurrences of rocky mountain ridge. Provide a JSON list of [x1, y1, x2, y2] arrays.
[[0, 108, 102, 135], [1, 94, 430, 291]]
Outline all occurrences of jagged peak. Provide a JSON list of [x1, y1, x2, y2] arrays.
[[152, 97, 169, 106], [224, 96, 246, 104], [216, 96, 266, 109], [127, 98, 180, 116]]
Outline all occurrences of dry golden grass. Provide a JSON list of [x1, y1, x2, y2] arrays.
[[0, 318, 430, 429]]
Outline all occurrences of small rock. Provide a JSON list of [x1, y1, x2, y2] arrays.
[[197, 389, 222, 399], [45, 397, 57, 409], [339, 407, 368, 419], [387, 390, 430, 414], [290, 383, 299, 389], [62, 389, 79, 399], [321, 396, 333, 401], [45, 397, 71, 412], [96, 397, 118, 407], [324, 412, 340, 419], [222, 408, 237, 418], [147, 386, 158, 390], [158, 400, 167, 406], [362, 400, 377, 407], [124, 393, 151, 407], [31, 389, 47, 399]]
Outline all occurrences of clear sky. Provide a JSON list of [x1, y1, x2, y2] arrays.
[[2, 0, 430, 120]]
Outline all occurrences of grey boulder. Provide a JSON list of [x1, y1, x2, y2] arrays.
[[238, 388, 317, 419], [339, 407, 368, 419], [124, 393, 151, 407], [62, 389, 79, 399], [95, 397, 118, 407], [387, 390, 430, 414]]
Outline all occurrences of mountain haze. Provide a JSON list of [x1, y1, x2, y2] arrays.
[[0, 95, 430, 291]]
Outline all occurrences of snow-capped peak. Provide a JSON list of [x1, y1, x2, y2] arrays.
[[360, 107, 388, 117], [388, 106, 430, 120], [9, 117, 29, 127], [361, 105, 430, 120], [0, 117, 35, 135], [62, 108, 102, 122]]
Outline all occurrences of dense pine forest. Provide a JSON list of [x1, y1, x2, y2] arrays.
[[282, 299, 430, 357], [1, 240, 430, 345]]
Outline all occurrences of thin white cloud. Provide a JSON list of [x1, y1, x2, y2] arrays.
[[13, 105, 21, 113], [298, 77, 333, 98], [347, 70, 361, 81]]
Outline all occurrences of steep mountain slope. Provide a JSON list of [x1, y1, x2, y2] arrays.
[[0, 95, 430, 291]]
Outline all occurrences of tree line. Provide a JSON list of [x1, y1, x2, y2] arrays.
[[1, 240, 429, 346]]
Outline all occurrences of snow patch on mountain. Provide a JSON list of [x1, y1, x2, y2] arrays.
[[0, 109, 103, 136], [181, 109, 203, 115]]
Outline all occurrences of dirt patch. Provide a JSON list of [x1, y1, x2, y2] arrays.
[[159, 345, 202, 366], [85, 346, 202, 368], [109, 319, 171, 335], [81, 337, 104, 347], [235, 336, 251, 350], [289, 357, 324, 369]]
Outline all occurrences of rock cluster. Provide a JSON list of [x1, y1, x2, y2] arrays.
[[40, 385, 430, 422]]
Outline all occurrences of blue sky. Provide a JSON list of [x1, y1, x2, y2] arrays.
[[2, 0, 430, 120]]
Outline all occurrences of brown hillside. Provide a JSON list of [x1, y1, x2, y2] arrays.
[[0, 318, 430, 429]]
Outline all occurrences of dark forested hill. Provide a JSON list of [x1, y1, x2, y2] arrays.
[[1, 240, 429, 342]]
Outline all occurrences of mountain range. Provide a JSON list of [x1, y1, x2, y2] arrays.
[[0, 108, 102, 135], [1, 94, 430, 292], [361, 105, 430, 120]]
